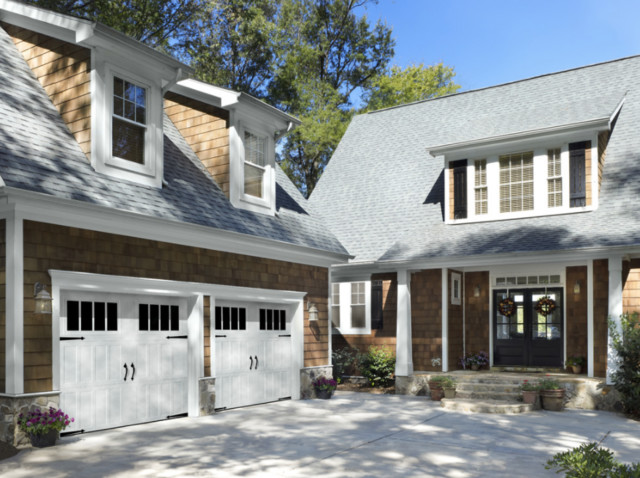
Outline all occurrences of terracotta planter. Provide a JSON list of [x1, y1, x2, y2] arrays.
[[570, 365, 582, 374], [522, 390, 539, 406], [29, 430, 58, 448], [428, 381, 444, 401], [315, 389, 334, 399], [541, 389, 565, 411], [443, 388, 456, 399]]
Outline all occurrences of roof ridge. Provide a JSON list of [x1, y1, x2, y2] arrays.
[[366, 54, 640, 115]]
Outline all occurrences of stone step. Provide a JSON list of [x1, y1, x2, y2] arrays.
[[454, 376, 524, 385], [455, 383, 522, 393], [441, 398, 533, 414], [454, 390, 521, 401]]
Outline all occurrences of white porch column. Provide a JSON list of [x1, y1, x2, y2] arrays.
[[607, 255, 623, 383], [395, 269, 413, 377], [587, 260, 594, 378], [441, 268, 449, 372], [187, 294, 204, 417], [6, 211, 24, 394]]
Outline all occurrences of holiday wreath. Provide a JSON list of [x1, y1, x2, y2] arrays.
[[535, 295, 556, 315], [498, 297, 516, 317]]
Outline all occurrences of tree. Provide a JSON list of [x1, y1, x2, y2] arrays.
[[362, 63, 460, 112]]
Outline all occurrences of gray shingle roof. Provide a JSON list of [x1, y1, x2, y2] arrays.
[[0, 26, 347, 257], [309, 56, 640, 263]]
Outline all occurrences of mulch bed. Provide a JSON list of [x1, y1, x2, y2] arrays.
[[337, 381, 395, 395]]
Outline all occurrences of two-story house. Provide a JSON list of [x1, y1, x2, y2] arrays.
[[0, 1, 349, 445], [309, 54, 640, 392]]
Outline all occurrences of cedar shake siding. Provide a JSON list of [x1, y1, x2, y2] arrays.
[[447, 270, 464, 369], [22, 221, 328, 393], [2, 23, 91, 158], [623, 258, 640, 315], [332, 273, 397, 359], [566, 266, 588, 363], [411, 269, 442, 371], [593, 259, 609, 377], [464, 271, 490, 359], [164, 92, 231, 197], [0, 220, 5, 393]]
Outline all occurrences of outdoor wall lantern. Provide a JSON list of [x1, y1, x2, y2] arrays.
[[34, 282, 53, 314], [474, 285, 481, 298], [573, 281, 581, 295], [308, 302, 319, 322]]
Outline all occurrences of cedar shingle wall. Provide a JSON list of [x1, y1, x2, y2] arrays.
[[411, 269, 442, 371], [447, 270, 463, 369], [593, 259, 609, 377], [332, 273, 397, 358], [464, 271, 490, 358], [566, 266, 588, 363], [0, 220, 5, 393], [623, 258, 640, 315], [22, 221, 328, 393], [2, 23, 91, 158], [164, 92, 230, 196]]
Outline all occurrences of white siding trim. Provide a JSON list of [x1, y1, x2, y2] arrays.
[[395, 270, 413, 377], [187, 294, 203, 417], [441, 268, 449, 372], [290, 299, 304, 400], [5, 210, 23, 394], [587, 260, 594, 378]]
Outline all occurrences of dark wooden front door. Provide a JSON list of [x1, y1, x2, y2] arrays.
[[493, 288, 563, 367]]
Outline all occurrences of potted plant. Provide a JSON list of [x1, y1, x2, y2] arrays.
[[460, 351, 489, 371], [539, 377, 565, 411], [17, 407, 74, 448], [565, 355, 585, 374], [313, 376, 337, 399], [520, 380, 540, 407], [441, 376, 456, 399], [428, 376, 448, 401]]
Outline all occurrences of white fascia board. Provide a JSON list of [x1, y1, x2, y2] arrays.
[[49, 270, 308, 303], [332, 246, 640, 275], [2, 188, 350, 268], [175, 79, 240, 108], [428, 117, 610, 157]]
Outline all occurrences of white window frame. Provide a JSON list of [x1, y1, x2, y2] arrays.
[[91, 57, 164, 188], [331, 281, 372, 335], [451, 272, 461, 305]]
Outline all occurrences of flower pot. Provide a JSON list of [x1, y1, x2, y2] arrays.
[[522, 390, 539, 406], [443, 388, 456, 399], [570, 365, 582, 374], [315, 389, 333, 399], [29, 429, 58, 448], [430, 388, 444, 401], [470, 364, 480, 371], [541, 389, 565, 411]]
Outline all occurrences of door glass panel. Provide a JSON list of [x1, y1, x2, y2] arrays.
[[532, 292, 562, 340]]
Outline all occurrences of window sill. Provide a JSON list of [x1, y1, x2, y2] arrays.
[[445, 205, 594, 225]]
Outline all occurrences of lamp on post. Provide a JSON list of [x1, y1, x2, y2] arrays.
[[34, 282, 52, 314]]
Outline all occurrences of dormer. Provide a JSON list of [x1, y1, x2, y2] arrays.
[[430, 96, 624, 224], [168, 79, 299, 216], [0, 0, 191, 188]]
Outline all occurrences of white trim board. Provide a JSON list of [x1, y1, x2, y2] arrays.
[[0, 188, 349, 268]]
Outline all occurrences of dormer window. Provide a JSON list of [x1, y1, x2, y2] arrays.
[[112, 77, 147, 164], [244, 131, 267, 198]]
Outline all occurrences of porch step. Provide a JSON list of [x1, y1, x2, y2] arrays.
[[441, 398, 533, 414], [491, 366, 563, 374], [454, 390, 521, 401]]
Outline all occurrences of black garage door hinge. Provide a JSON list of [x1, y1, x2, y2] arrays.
[[60, 337, 85, 341], [61, 429, 85, 437], [166, 335, 188, 339], [167, 413, 188, 419], [278, 334, 291, 338], [215, 335, 227, 338]]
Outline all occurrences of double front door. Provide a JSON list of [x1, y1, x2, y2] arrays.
[[493, 288, 563, 367]]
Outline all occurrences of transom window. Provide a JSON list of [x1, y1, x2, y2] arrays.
[[244, 131, 266, 198], [112, 77, 147, 164], [499, 152, 534, 213]]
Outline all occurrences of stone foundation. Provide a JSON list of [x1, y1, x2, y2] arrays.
[[300, 365, 333, 399], [395, 374, 432, 396], [0, 392, 60, 446], [199, 377, 216, 416]]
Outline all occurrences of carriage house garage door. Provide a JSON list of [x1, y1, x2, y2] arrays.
[[214, 301, 293, 410], [60, 292, 189, 433]]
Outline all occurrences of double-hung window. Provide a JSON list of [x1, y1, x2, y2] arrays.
[[112, 77, 147, 164], [244, 131, 267, 198], [474, 159, 487, 215], [547, 148, 562, 207], [499, 152, 534, 213], [331, 281, 377, 334]]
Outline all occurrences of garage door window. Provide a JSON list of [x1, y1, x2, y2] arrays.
[[139, 304, 179, 331], [67, 300, 118, 331], [259, 308, 286, 331], [215, 306, 247, 330]]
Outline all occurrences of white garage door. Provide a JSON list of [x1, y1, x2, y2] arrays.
[[59, 292, 188, 433], [214, 302, 292, 410]]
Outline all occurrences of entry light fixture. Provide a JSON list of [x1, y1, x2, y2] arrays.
[[573, 281, 581, 295], [34, 282, 53, 314], [474, 285, 480, 298], [308, 302, 319, 322]]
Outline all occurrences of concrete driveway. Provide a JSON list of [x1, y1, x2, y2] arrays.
[[1, 391, 638, 477]]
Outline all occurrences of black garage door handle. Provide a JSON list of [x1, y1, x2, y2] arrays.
[[255, 355, 259, 370], [249, 356, 253, 370], [123, 363, 128, 381]]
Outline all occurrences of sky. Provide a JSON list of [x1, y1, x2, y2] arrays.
[[362, 0, 640, 92]]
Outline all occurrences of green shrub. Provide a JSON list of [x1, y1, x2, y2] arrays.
[[360, 345, 395, 387], [609, 312, 640, 418], [332, 347, 361, 383], [545, 440, 640, 477]]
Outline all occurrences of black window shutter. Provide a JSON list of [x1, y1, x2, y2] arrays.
[[371, 281, 383, 330], [569, 142, 586, 207], [451, 160, 468, 219]]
